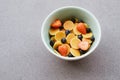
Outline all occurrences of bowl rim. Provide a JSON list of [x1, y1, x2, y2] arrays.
[[41, 6, 101, 61]]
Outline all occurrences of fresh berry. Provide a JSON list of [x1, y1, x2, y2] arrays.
[[51, 19, 62, 28], [50, 40, 54, 47], [58, 44, 68, 56], [65, 30, 70, 35], [77, 23, 86, 34], [68, 53, 74, 57], [91, 36, 95, 41], [86, 28, 91, 33], [78, 41, 90, 51], [78, 34, 83, 40], [61, 38, 66, 43]]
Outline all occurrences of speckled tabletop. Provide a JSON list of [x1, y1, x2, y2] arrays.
[[0, 0, 120, 80]]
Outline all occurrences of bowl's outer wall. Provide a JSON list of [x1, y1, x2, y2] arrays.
[[41, 7, 101, 60]]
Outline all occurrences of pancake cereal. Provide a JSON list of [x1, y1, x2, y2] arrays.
[[49, 17, 95, 57]]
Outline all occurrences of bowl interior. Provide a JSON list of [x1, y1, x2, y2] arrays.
[[41, 7, 101, 60]]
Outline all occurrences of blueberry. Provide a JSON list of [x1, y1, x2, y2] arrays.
[[79, 19, 84, 23], [68, 53, 74, 57], [86, 28, 91, 33], [71, 17, 76, 23], [91, 36, 95, 42], [65, 30, 70, 35], [78, 34, 83, 40], [80, 49, 86, 54], [50, 40, 54, 47], [61, 38, 66, 43]]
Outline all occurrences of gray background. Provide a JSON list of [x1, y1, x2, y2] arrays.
[[0, 0, 120, 80]]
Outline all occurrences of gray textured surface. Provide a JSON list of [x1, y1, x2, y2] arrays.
[[0, 0, 120, 80]]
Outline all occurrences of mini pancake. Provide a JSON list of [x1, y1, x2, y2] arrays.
[[49, 28, 60, 35], [70, 38, 81, 49], [82, 32, 93, 38], [61, 29, 66, 33], [66, 33, 75, 43], [55, 31, 66, 41], [53, 41, 62, 49], [63, 20, 74, 30], [71, 30, 74, 33], [70, 48, 80, 57], [73, 23, 81, 35], [74, 36, 78, 39], [50, 36, 56, 42]]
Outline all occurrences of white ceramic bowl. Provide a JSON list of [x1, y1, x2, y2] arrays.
[[41, 6, 101, 61]]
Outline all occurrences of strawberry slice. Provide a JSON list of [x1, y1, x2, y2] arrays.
[[77, 23, 86, 34], [78, 41, 90, 51], [58, 44, 68, 56], [51, 19, 62, 28]]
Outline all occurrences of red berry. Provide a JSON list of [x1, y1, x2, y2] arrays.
[[51, 19, 62, 28], [78, 41, 90, 51], [77, 23, 86, 34], [58, 44, 68, 56]]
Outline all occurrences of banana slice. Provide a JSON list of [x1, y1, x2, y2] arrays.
[[53, 41, 62, 49], [66, 33, 75, 43], [71, 30, 74, 33], [70, 38, 81, 49], [73, 23, 81, 35], [55, 31, 66, 41], [63, 20, 74, 30], [82, 38, 92, 44], [49, 28, 60, 35], [64, 44, 70, 55], [84, 23, 89, 28], [70, 48, 80, 57], [82, 33, 93, 38]]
